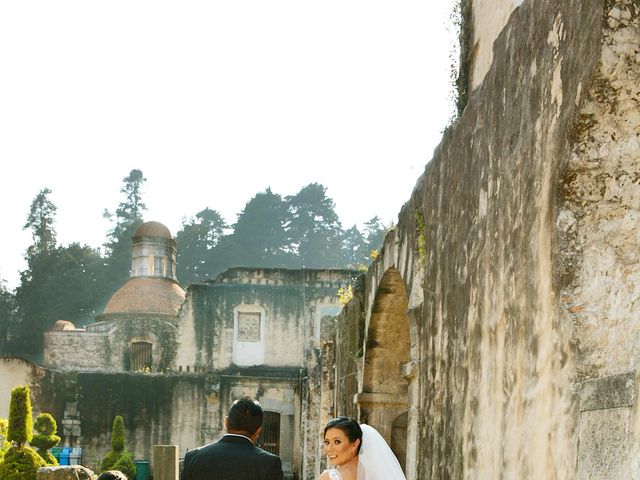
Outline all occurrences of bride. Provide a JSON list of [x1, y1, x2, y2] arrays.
[[319, 416, 407, 480]]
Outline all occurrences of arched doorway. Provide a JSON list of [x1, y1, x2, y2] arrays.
[[356, 267, 412, 472]]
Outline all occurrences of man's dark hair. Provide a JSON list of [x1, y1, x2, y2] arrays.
[[97, 471, 128, 480], [226, 397, 263, 435]]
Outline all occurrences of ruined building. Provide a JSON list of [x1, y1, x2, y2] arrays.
[[1, 221, 355, 479], [2, 0, 640, 478]]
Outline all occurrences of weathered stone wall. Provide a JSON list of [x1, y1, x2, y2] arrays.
[[44, 332, 111, 371], [0, 356, 49, 418], [175, 268, 354, 371], [328, 0, 640, 478], [558, 1, 640, 476], [469, 0, 525, 89], [44, 315, 179, 373]]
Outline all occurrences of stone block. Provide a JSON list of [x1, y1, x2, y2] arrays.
[[577, 407, 632, 480], [580, 372, 635, 412], [37, 465, 96, 480], [153, 445, 179, 480]]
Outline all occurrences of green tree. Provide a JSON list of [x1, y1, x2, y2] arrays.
[[362, 216, 388, 262], [176, 208, 228, 285], [341, 225, 368, 268], [286, 183, 343, 268], [30, 413, 60, 465], [229, 188, 293, 268], [101, 169, 147, 301], [11, 189, 59, 356], [24, 188, 57, 258], [12, 243, 102, 355], [0, 281, 16, 354], [100, 416, 135, 479]]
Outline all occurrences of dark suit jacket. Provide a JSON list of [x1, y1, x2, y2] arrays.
[[182, 434, 284, 480]]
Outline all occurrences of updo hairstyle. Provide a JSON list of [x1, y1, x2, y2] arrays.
[[323, 417, 363, 454]]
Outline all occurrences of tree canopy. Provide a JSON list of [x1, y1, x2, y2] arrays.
[[3, 173, 390, 357]]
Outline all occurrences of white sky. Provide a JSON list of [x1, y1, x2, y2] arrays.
[[0, 1, 457, 290]]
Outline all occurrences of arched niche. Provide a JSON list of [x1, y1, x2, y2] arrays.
[[356, 267, 412, 471]]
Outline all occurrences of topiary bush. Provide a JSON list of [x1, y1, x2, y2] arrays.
[[100, 416, 136, 479], [30, 413, 60, 465], [111, 415, 124, 453], [0, 417, 9, 464], [0, 445, 46, 480], [0, 386, 45, 480], [7, 385, 32, 447]]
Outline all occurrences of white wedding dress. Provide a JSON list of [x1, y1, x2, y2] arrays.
[[357, 424, 407, 480], [325, 424, 406, 480]]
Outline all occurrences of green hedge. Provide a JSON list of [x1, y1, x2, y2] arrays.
[[8, 386, 32, 446], [100, 416, 136, 479], [31, 413, 60, 465], [0, 445, 46, 480]]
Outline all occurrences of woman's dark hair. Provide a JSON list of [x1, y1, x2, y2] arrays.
[[323, 417, 363, 453], [97, 471, 128, 480]]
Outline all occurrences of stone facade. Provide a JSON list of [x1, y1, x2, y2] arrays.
[[2, 263, 354, 479], [324, 1, 640, 479], [6, 1, 640, 478]]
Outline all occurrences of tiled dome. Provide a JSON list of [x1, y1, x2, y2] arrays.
[[103, 277, 185, 315], [133, 221, 173, 240]]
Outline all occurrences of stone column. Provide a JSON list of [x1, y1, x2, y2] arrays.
[[153, 445, 179, 480]]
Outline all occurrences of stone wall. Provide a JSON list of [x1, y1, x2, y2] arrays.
[[558, 0, 640, 476], [469, 0, 525, 89], [0, 356, 48, 418], [328, 0, 640, 478], [175, 268, 355, 371], [44, 332, 110, 371]]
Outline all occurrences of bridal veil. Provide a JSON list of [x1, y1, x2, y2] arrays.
[[357, 424, 407, 480]]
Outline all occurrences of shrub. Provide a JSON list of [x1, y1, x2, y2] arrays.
[[0, 445, 46, 480], [7, 385, 32, 447], [111, 415, 125, 452], [0, 417, 9, 463], [31, 413, 60, 465], [100, 416, 136, 479]]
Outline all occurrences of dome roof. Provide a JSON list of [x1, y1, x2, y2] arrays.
[[133, 221, 173, 240], [52, 320, 77, 331], [103, 277, 185, 316]]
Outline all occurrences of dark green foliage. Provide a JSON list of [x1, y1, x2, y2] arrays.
[[111, 452, 136, 479], [8, 385, 32, 446], [111, 416, 125, 452], [342, 225, 367, 268], [229, 188, 293, 268], [100, 416, 135, 479], [0, 281, 16, 354], [176, 208, 228, 285], [101, 169, 147, 301], [362, 216, 387, 255], [12, 243, 103, 355], [0, 417, 9, 463], [31, 413, 60, 465], [23, 188, 57, 258], [0, 445, 46, 480], [286, 183, 343, 268]]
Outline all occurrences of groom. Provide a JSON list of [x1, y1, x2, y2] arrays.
[[182, 396, 284, 480]]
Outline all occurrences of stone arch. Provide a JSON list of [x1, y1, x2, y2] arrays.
[[356, 266, 412, 470]]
